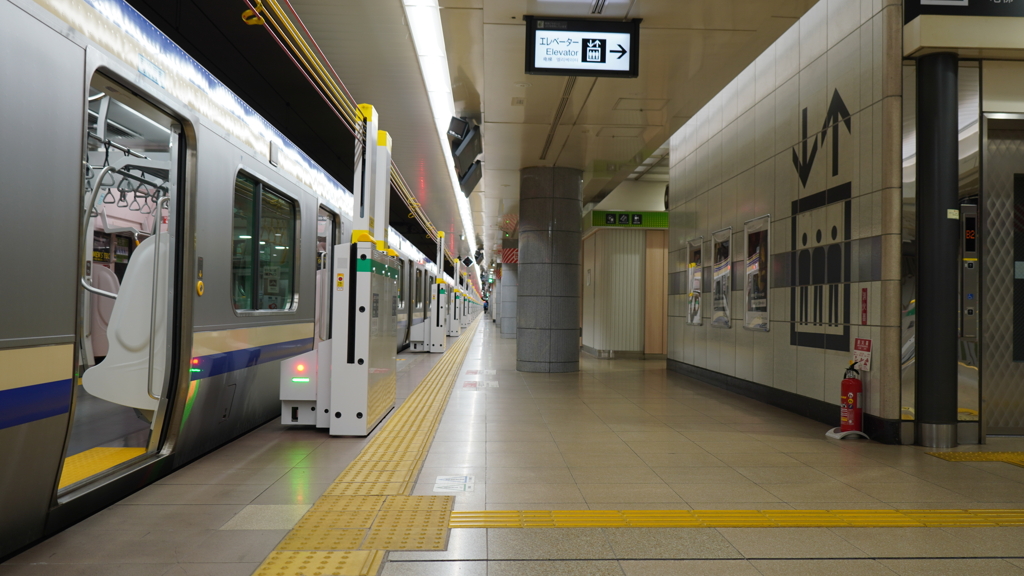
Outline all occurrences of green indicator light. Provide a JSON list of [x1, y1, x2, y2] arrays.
[[291, 377, 311, 383], [190, 368, 202, 373]]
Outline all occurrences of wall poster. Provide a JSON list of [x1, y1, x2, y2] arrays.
[[686, 237, 703, 326], [744, 216, 770, 331], [711, 228, 732, 328]]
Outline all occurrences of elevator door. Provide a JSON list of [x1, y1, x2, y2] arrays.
[[982, 116, 1024, 435]]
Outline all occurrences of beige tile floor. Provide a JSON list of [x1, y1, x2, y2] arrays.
[[389, 318, 1024, 575], [6, 317, 1024, 576]]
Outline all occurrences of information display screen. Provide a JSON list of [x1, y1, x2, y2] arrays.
[[525, 16, 641, 78], [964, 216, 977, 254]]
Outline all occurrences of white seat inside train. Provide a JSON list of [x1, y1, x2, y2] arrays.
[[83, 234, 169, 412], [89, 265, 120, 359]]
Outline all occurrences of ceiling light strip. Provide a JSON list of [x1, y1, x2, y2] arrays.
[[247, 0, 468, 279], [401, 0, 482, 290]]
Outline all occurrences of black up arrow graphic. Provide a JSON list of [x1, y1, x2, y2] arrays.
[[821, 89, 852, 177], [792, 107, 818, 187], [610, 44, 627, 59]]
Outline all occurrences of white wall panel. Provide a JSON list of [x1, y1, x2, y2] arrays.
[[666, 0, 904, 417], [593, 229, 646, 352]]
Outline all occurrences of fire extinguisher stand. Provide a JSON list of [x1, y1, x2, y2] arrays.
[[826, 362, 871, 441]]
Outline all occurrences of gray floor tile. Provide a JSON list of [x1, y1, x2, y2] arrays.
[[382, 561, 487, 576], [880, 559, 1024, 575], [604, 528, 742, 559], [718, 527, 867, 559], [750, 559, 897, 575], [71, 504, 244, 532], [620, 560, 762, 576], [486, 528, 614, 560], [218, 504, 310, 530], [488, 560, 625, 576]]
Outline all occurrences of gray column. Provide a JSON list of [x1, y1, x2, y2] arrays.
[[915, 52, 959, 448], [499, 264, 517, 339], [517, 167, 582, 373]]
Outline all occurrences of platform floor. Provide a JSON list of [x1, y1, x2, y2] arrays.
[[5, 318, 1024, 575]]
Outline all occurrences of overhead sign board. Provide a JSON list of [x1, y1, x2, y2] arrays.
[[524, 16, 641, 78], [905, 0, 1024, 23]]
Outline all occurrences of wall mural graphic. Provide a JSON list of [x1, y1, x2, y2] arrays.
[[790, 89, 852, 352]]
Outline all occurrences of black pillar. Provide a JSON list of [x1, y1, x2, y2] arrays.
[[915, 52, 959, 448]]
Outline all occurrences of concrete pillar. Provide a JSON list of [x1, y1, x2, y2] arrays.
[[517, 167, 582, 373], [499, 264, 517, 338], [915, 52, 959, 448]]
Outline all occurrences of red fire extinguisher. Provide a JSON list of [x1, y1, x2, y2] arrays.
[[840, 363, 863, 433]]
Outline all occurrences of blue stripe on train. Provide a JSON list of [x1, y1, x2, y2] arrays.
[[0, 338, 313, 429], [0, 380, 73, 431], [190, 337, 315, 380]]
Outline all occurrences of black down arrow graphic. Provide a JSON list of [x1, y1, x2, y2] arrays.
[[610, 44, 627, 59], [821, 89, 852, 177], [792, 107, 818, 188]]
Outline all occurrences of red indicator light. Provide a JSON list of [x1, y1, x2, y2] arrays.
[[297, 364, 305, 372], [192, 358, 199, 365]]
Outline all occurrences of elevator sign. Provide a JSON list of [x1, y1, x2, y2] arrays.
[[525, 16, 641, 78]]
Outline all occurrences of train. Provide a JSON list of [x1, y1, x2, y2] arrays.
[[0, 0, 479, 558]]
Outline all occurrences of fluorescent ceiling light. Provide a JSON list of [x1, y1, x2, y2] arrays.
[[402, 0, 482, 290]]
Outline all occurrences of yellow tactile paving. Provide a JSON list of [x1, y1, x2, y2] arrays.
[[59, 447, 146, 489], [363, 509, 450, 550], [334, 469, 417, 484], [253, 550, 384, 576], [341, 460, 418, 473], [381, 496, 454, 511], [448, 509, 1024, 529], [252, 317, 481, 576], [928, 451, 1024, 468], [277, 529, 368, 551], [310, 496, 387, 512], [294, 510, 379, 530], [322, 481, 410, 497]]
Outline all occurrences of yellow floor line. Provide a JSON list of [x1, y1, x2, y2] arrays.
[[253, 317, 481, 576], [59, 447, 146, 489], [928, 451, 1024, 468], [448, 509, 1024, 529]]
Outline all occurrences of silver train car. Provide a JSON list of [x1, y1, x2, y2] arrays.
[[0, 0, 455, 557]]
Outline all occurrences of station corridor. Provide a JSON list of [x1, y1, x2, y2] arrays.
[[6, 320, 1024, 576]]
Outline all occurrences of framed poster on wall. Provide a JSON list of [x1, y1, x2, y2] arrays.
[[744, 216, 770, 331], [687, 237, 703, 326], [711, 228, 732, 329]]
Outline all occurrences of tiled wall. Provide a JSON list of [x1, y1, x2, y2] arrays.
[[667, 0, 903, 420]]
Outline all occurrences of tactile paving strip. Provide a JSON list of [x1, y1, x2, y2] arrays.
[[311, 496, 386, 512], [381, 496, 454, 511], [322, 482, 409, 496], [928, 451, 1024, 468], [253, 550, 384, 576], [363, 509, 450, 550], [277, 529, 367, 551], [448, 509, 1024, 529], [334, 469, 417, 484], [294, 510, 379, 530], [252, 317, 481, 576]]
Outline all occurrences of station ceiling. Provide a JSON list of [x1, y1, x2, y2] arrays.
[[128, 0, 819, 269]]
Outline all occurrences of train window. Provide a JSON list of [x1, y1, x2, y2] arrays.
[[232, 175, 256, 310], [232, 173, 297, 311], [415, 270, 423, 311]]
